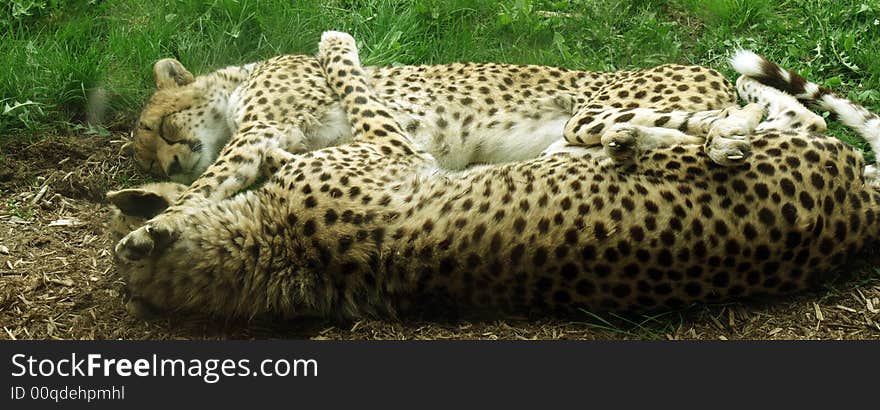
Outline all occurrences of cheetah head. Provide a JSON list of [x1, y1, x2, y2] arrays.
[[130, 59, 232, 184], [107, 182, 189, 317]]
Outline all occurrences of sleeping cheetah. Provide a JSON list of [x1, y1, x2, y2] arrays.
[[113, 34, 879, 319], [133, 45, 735, 208]]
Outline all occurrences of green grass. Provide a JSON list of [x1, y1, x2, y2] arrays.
[[578, 308, 686, 339], [2, 0, 880, 146]]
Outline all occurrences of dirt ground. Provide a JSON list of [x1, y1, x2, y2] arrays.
[[1, 135, 879, 340]]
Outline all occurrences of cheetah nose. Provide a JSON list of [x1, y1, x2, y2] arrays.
[[168, 156, 183, 175]]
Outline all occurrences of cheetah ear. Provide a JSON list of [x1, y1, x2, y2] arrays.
[[106, 188, 173, 219], [153, 58, 194, 89]]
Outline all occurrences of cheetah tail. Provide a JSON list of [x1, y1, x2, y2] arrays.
[[731, 49, 880, 163], [730, 50, 824, 101]]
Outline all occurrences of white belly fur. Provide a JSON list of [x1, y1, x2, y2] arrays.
[[300, 105, 570, 170]]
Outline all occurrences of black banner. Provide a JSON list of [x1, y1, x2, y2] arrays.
[[0, 341, 876, 409]]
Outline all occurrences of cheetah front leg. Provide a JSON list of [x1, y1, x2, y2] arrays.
[[316, 31, 431, 161], [191, 122, 309, 201], [582, 105, 762, 182], [564, 106, 723, 147]]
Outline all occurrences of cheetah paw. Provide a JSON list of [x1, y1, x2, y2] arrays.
[[319, 31, 359, 64], [601, 124, 640, 163], [705, 135, 752, 167], [115, 218, 179, 262], [709, 103, 763, 139]]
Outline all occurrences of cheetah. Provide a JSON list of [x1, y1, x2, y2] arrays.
[[112, 33, 879, 319], [132, 44, 735, 212]]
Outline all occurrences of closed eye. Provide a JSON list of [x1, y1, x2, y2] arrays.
[[157, 114, 186, 144]]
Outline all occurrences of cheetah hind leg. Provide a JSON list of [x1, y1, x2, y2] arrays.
[[600, 123, 704, 165], [703, 103, 763, 167], [599, 104, 761, 167]]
